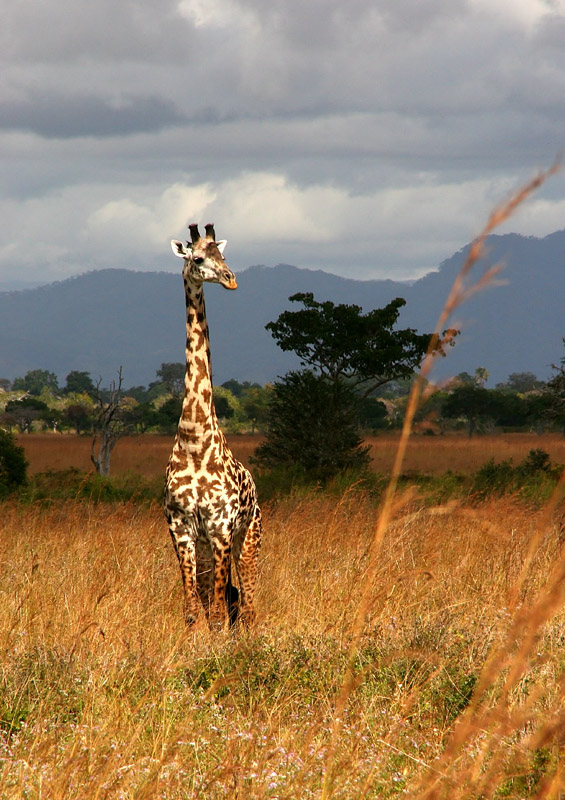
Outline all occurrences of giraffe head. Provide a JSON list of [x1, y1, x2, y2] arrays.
[[171, 223, 237, 290]]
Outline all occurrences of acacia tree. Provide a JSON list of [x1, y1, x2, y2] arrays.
[[266, 293, 447, 397], [258, 293, 446, 479], [91, 368, 126, 476]]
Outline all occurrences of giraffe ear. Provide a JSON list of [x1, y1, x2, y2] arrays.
[[171, 240, 190, 258], [216, 239, 227, 255]]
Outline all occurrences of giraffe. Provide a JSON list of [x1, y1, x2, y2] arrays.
[[164, 222, 262, 631]]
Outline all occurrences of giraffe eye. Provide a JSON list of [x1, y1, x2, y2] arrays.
[[193, 256, 204, 265]]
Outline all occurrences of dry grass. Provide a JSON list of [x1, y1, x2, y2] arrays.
[[4, 165, 565, 798], [16, 432, 565, 479], [1, 489, 564, 798]]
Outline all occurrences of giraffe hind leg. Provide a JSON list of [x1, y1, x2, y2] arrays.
[[195, 538, 239, 629], [233, 508, 262, 627], [208, 537, 232, 631]]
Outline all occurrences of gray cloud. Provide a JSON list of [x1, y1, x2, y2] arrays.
[[0, 0, 564, 290], [0, 93, 187, 138]]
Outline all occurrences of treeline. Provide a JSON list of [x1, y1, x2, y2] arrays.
[[0, 366, 271, 436], [2, 364, 563, 440]]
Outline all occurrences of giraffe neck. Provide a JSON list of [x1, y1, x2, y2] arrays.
[[177, 280, 219, 448]]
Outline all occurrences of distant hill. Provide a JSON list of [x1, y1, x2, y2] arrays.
[[0, 230, 563, 387]]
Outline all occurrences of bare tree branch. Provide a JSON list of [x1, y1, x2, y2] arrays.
[[90, 367, 125, 476]]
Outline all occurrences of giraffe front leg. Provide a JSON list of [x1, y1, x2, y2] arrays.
[[234, 507, 262, 628], [169, 522, 202, 628]]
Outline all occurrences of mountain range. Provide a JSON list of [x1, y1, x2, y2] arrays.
[[1, 230, 564, 388]]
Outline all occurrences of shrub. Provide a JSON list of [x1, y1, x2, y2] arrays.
[[0, 429, 28, 496], [252, 370, 371, 483], [471, 449, 562, 502]]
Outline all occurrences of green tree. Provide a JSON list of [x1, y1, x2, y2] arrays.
[[63, 403, 94, 435], [64, 370, 96, 397], [12, 369, 59, 396], [0, 430, 28, 496], [496, 371, 544, 394], [154, 397, 183, 434], [253, 371, 370, 481], [221, 379, 263, 398], [156, 363, 185, 398], [3, 398, 50, 433], [239, 385, 271, 433], [214, 392, 235, 421], [357, 396, 388, 431], [442, 385, 496, 437], [260, 293, 446, 478], [266, 293, 445, 397]]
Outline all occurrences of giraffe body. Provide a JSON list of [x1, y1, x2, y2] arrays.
[[164, 224, 262, 630]]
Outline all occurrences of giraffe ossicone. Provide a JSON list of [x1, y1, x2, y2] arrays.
[[164, 222, 262, 631]]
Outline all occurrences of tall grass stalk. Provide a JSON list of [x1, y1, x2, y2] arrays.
[[321, 162, 564, 799]]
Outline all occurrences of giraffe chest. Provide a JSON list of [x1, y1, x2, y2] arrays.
[[165, 444, 254, 527]]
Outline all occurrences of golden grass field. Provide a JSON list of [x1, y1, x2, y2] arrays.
[[3, 163, 563, 798], [1, 433, 564, 798]]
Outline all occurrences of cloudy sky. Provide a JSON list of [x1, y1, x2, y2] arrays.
[[2, 0, 565, 289]]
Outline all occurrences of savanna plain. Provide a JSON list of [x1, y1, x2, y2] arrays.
[[1, 433, 565, 799]]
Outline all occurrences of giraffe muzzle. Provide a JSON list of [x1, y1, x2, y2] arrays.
[[222, 273, 238, 290]]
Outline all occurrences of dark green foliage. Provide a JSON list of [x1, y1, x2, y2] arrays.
[[543, 339, 565, 430], [121, 401, 159, 434], [4, 397, 50, 433], [496, 371, 544, 393], [214, 394, 234, 420], [252, 370, 370, 482], [12, 369, 59, 396], [154, 396, 183, 433], [259, 292, 440, 481], [266, 293, 436, 396], [0, 429, 28, 497], [357, 395, 388, 430], [64, 370, 96, 397], [220, 379, 263, 397], [471, 449, 562, 501], [442, 384, 495, 436], [155, 362, 185, 398], [62, 402, 94, 434]]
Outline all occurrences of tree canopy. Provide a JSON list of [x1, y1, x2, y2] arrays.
[[156, 363, 185, 398], [266, 293, 443, 397], [12, 369, 59, 396], [64, 370, 96, 397]]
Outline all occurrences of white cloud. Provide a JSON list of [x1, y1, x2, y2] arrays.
[[4, 166, 559, 287], [469, 0, 554, 27]]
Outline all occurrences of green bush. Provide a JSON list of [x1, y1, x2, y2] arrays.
[[471, 449, 562, 502], [0, 429, 28, 497]]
